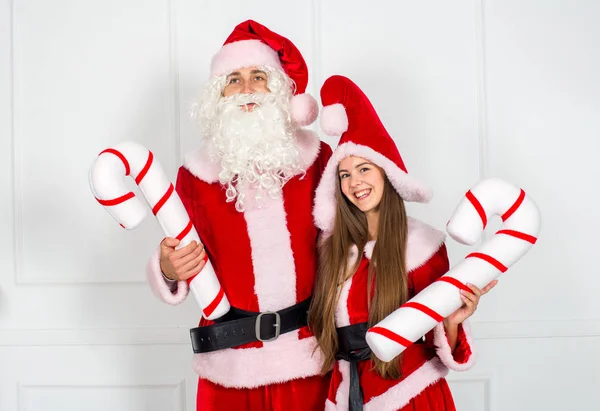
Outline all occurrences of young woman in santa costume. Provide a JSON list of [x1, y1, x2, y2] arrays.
[[308, 75, 497, 411]]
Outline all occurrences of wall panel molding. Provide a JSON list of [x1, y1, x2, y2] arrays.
[[473, 0, 489, 181], [309, 0, 322, 95], [446, 375, 491, 411], [168, 0, 181, 167], [1, 319, 599, 347], [0, 327, 189, 346], [18, 380, 186, 411], [11, 0, 177, 286], [11, 0, 25, 287], [473, 318, 600, 340]]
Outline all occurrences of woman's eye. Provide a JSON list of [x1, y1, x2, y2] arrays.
[[339, 173, 349, 179], [360, 167, 370, 173]]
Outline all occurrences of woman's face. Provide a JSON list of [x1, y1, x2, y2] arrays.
[[338, 156, 385, 215]]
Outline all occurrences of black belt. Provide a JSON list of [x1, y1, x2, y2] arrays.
[[336, 322, 371, 411], [336, 323, 425, 411], [190, 298, 311, 353]]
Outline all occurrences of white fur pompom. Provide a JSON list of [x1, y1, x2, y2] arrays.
[[290, 93, 318, 127], [320, 103, 348, 136]]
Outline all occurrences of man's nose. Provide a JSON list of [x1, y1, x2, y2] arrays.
[[241, 80, 255, 94]]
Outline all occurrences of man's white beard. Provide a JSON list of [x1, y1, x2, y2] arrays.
[[206, 92, 302, 212]]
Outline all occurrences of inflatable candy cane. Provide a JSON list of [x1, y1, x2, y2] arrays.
[[365, 178, 541, 362], [88, 141, 230, 320]]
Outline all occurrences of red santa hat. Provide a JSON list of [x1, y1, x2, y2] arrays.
[[210, 20, 318, 127], [314, 75, 431, 232]]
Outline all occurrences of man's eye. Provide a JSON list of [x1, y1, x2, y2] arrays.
[[254, 76, 266, 81], [228, 78, 240, 84]]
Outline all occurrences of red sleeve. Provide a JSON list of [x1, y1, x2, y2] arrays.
[[175, 166, 196, 223], [409, 243, 450, 296], [318, 141, 333, 173]]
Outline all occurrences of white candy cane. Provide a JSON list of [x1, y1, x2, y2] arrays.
[[365, 178, 541, 362], [88, 141, 230, 320]]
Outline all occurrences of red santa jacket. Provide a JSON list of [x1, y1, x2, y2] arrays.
[[325, 218, 476, 411], [147, 129, 332, 388]]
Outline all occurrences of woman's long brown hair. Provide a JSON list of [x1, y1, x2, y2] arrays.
[[309, 172, 408, 379]]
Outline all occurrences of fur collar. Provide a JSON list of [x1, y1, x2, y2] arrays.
[[350, 217, 445, 272]]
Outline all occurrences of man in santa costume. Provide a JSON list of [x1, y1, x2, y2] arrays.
[[145, 20, 332, 410]]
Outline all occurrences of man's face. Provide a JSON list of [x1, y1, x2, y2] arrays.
[[198, 66, 301, 212], [222, 66, 270, 112]]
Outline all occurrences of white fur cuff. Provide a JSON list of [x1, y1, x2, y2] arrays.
[[146, 246, 189, 305], [433, 320, 476, 371]]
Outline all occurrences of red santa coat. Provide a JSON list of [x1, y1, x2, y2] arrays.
[[147, 129, 332, 389], [325, 218, 476, 411]]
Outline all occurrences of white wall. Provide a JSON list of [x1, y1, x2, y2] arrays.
[[1, 1, 598, 410]]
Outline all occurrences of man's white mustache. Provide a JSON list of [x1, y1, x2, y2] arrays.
[[220, 93, 270, 107]]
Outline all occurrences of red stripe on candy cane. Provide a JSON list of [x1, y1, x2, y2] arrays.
[[96, 191, 135, 206], [202, 287, 225, 318], [369, 327, 412, 348], [403, 302, 444, 322], [135, 151, 154, 185], [435, 276, 472, 294], [152, 184, 174, 215], [466, 252, 508, 272], [100, 149, 130, 176], [501, 189, 525, 221], [496, 229, 537, 244], [466, 190, 487, 228], [176, 220, 194, 241]]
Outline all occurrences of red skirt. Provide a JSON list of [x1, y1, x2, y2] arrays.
[[196, 374, 330, 411], [398, 378, 455, 411]]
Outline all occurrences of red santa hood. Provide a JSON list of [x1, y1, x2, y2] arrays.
[[313, 75, 431, 233]]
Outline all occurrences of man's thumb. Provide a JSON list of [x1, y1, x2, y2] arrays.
[[161, 237, 180, 249]]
